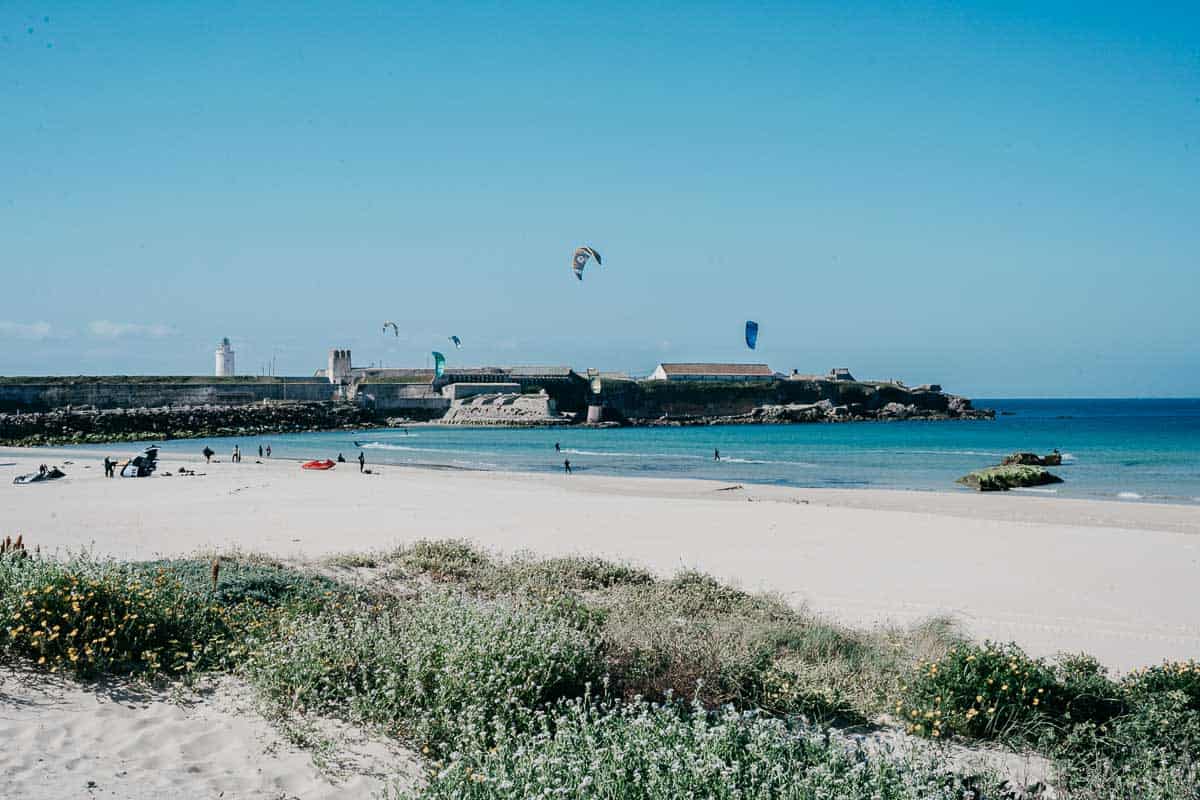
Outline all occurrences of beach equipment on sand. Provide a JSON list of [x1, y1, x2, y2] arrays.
[[745, 320, 759, 350], [118, 446, 159, 478], [571, 246, 602, 280], [449, 335, 462, 349], [13, 467, 66, 485], [382, 321, 399, 337], [301, 459, 336, 470], [432, 351, 446, 379]]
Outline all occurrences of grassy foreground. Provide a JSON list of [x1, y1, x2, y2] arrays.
[[1, 540, 1197, 798]]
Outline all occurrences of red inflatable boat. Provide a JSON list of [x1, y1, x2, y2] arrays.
[[301, 459, 336, 471]]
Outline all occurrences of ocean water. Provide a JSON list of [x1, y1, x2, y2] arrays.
[[72, 399, 1200, 504]]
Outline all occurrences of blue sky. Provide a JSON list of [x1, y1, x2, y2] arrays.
[[1, 1, 1197, 396]]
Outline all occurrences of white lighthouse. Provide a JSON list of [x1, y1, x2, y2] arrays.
[[215, 338, 235, 377]]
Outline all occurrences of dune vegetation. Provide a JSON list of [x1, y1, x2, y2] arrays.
[[1, 539, 1196, 798]]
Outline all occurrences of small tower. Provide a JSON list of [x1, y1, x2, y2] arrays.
[[327, 348, 352, 384], [215, 338, 235, 377]]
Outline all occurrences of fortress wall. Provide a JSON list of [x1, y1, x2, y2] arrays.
[[602, 379, 954, 420], [0, 380, 335, 412]]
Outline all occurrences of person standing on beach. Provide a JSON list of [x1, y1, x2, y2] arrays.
[[258, 445, 263, 458], [265, 444, 271, 457], [203, 446, 214, 463], [358, 451, 365, 473], [555, 442, 561, 453], [102, 456, 112, 477], [563, 458, 572, 475], [714, 449, 721, 462]]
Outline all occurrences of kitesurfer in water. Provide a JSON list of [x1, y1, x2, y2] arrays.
[[555, 442, 561, 453]]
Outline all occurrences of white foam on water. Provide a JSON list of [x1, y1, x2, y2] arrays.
[[1012, 487, 1058, 494], [359, 443, 473, 455], [1060, 452, 1077, 462], [561, 448, 704, 459], [722, 457, 818, 467], [1116, 491, 1143, 500]]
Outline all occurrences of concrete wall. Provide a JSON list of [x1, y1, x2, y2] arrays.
[[442, 382, 522, 401], [0, 379, 336, 412]]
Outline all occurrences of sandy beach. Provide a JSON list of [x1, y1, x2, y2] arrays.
[[3, 445, 1197, 672]]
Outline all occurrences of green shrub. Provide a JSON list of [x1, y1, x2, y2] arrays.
[[135, 558, 341, 609], [598, 574, 794, 708], [897, 641, 1064, 741], [0, 555, 231, 677], [1122, 660, 1200, 710], [246, 591, 603, 754], [413, 698, 1005, 800], [0, 554, 340, 679], [392, 539, 493, 582]]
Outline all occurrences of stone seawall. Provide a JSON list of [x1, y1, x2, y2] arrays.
[[0, 402, 379, 446], [0, 378, 335, 412], [598, 378, 989, 423]]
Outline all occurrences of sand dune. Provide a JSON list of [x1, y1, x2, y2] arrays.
[[0, 668, 416, 799]]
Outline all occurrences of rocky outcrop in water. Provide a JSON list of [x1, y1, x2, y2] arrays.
[[957, 465, 1064, 491], [0, 402, 380, 446]]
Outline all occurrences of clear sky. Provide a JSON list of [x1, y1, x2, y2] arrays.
[[1, 1, 1197, 396]]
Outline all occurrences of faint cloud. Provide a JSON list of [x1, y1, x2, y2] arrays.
[[0, 320, 55, 341], [88, 320, 174, 339]]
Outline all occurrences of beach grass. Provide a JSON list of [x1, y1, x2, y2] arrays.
[[2, 541, 1197, 797]]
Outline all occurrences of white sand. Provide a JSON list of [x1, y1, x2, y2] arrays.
[[0, 668, 416, 799], [1, 446, 1197, 798], [3, 446, 1197, 671]]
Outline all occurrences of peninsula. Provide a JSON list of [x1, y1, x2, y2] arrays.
[[0, 350, 990, 446]]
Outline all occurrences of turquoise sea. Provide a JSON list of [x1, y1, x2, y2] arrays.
[[80, 399, 1200, 504]]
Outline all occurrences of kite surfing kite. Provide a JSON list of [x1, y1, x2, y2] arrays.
[[432, 351, 446, 379], [449, 335, 462, 349], [382, 321, 399, 337], [745, 320, 759, 350], [571, 246, 602, 281]]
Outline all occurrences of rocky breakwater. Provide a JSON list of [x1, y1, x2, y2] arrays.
[[0, 402, 380, 446], [635, 394, 993, 426], [440, 391, 571, 427]]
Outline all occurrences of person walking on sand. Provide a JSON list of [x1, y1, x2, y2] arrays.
[[232, 445, 240, 463], [203, 446, 214, 464], [265, 444, 271, 458], [563, 458, 572, 475], [358, 451, 365, 473]]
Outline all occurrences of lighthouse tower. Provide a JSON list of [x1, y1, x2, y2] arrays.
[[215, 338, 235, 377]]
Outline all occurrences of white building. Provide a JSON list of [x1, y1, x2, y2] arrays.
[[215, 338, 235, 377], [648, 363, 774, 382]]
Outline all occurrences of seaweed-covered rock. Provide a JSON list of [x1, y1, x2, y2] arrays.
[[957, 465, 1064, 491]]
